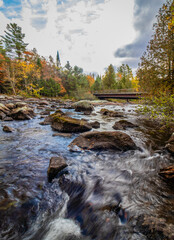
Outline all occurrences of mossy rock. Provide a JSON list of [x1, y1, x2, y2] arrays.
[[50, 110, 92, 133]]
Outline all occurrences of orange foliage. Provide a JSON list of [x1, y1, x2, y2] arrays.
[[86, 75, 95, 87]]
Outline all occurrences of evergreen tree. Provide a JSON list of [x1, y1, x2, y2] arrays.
[[137, 0, 174, 93], [116, 64, 133, 89], [1, 23, 28, 60], [91, 75, 102, 92], [56, 50, 60, 67], [102, 64, 116, 89]]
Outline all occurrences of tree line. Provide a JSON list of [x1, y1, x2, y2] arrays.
[[0, 23, 138, 99]]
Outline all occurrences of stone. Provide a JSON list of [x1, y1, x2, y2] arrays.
[[73, 101, 94, 113], [0, 112, 6, 120], [50, 110, 92, 133], [100, 108, 124, 117], [113, 120, 137, 130], [3, 117, 13, 121], [15, 102, 27, 108], [0, 103, 10, 114], [69, 131, 137, 151], [3, 125, 14, 132], [52, 133, 73, 137], [159, 165, 174, 181], [5, 103, 15, 109], [165, 132, 174, 154], [47, 156, 68, 181], [38, 100, 49, 106], [89, 121, 100, 129], [10, 106, 35, 120]]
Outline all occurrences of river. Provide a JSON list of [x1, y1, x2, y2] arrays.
[[0, 100, 173, 240]]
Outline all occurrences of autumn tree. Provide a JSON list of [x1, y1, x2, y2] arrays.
[[102, 64, 116, 89], [137, 0, 174, 93]]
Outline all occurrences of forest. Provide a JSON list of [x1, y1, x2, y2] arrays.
[[0, 0, 173, 104]]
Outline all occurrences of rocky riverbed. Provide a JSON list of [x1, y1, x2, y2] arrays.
[[0, 95, 174, 240]]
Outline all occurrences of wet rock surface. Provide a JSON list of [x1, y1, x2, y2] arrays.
[[69, 131, 138, 151], [50, 110, 92, 133], [3, 125, 14, 132], [73, 101, 94, 114], [47, 156, 68, 181], [100, 108, 124, 117], [113, 120, 137, 130]]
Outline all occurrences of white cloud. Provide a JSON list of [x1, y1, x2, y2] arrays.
[[0, 0, 3, 7], [0, 0, 136, 74]]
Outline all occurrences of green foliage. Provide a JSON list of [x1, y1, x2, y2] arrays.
[[1, 23, 28, 60], [138, 92, 174, 123], [102, 64, 116, 89], [116, 64, 133, 89], [37, 78, 61, 97], [137, 0, 174, 93], [91, 75, 102, 92]]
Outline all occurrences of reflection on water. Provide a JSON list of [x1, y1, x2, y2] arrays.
[[0, 103, 173, 240]]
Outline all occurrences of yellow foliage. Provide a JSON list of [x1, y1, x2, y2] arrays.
[[131, 77, 140, 92], [86, 75, 95, 87]]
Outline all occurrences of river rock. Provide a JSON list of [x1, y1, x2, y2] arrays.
[[0, 112, 6, 120], [69, 131, 137, 151], [89, 121, 100, 129], [73, 101, 94, 113], [10, 106, 35, 120], [3, 125, 14, 132], [0, 103, 10, 114], [165, 133, 174, 154], [3, 117, 13, 121], [100, 108, 124, 117], [159, 165, 174, 181], [15, 102, 27, 108], [137, 215, 174, 240], [5, 103, 15, 109], [50, 110, 92, 133], [38, 100, 49, 106], [113, 120, 137, 130], [47, 156, 68, 181]]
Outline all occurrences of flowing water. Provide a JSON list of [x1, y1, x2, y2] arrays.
[[0, 101, 174, 240]]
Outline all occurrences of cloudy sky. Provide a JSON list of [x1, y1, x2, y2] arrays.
[[0, 0, 165, 74]]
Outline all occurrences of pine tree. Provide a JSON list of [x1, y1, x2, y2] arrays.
[[56, 50, 60, 67], [102, 64, 116, 90], [1, 23, 28, 60], [137, 0, 174, 93]]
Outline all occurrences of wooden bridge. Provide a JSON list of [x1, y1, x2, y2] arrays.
[[93, 90, 146, 100]]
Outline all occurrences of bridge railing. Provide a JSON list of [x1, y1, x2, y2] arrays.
[[93, 89, 140, 94]]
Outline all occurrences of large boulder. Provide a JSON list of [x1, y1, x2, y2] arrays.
[[73, 101, 94, 114], [100, 108, 124, 117], [47, 156, 68, 181], [50, 110, 92, 133], [113, 120, 137, 130], [10, 106, 35, 120], [69, 131, 137, 151]]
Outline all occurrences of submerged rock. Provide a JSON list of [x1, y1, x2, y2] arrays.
[[113, 120, 137, 130], [100, 108, 124, 117], [73, 101, 94, 113], [10, 106, 35, 120], [47, 156, 68, 181], [3, 125, 14, 132], [52, 133, 73, 137], [50, 110, 92, 133], [69, 131, 137, 151]]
